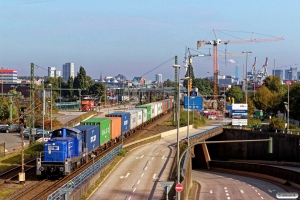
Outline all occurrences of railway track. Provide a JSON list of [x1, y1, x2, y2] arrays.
[[0, 158, 36, 187], [3, 110, 172, 199]]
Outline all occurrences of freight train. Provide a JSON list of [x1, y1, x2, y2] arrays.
[[36, 99, 173, 177]]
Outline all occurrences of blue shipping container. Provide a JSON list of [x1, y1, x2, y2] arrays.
[[74, 125, 100, 153], [183, 96, 203, 111], [105, 112, 130, 134]]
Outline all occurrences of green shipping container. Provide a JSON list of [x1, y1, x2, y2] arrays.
[[136, 105, 151, 120], [80, 118, 111, 145]]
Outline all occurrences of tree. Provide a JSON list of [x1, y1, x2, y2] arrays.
[[88, 82, 106, 101], [288, 82, 300, 120], [67, 77, 74, 98], [227, 86, 244, 103], [183, 64, 195, 89], [264, 75, 282, 93], [73, 66, 88, 95], [164, 79, 175, 87], [194, 78, 213, 95], [253, 85, 274, 111]]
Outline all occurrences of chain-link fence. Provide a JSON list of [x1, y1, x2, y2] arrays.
[[0, 142, 5, 157]]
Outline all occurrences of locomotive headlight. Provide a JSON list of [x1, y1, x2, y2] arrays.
[[39, 167, 44, 171], [59, 167, 64, 172]]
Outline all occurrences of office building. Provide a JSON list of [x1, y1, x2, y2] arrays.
[[55, 70, 61, 78], [0, 69, 18, 83], [62, 63, 75, 81], [285, 67, 297, 80], [48, 67, 56, 77], [272, 69, 284, 81], [234, 65, 239, 80], [155, 74, 162, 83]]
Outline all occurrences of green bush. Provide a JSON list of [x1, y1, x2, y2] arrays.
[[119, 149, 129, 157], [248, 118, 262, 127], [268, 117, 285, 130]]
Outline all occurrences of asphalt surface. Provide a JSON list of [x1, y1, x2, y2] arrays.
[[193, 170, 290, 200], [88, 123, 223, 200]]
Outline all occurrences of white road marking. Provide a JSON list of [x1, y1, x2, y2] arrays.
[[240, 190, 244, 193], [141, 173, 144, 177], [137, 180, 140, 184], [153, 174, 156, 179], [133, 188, 136, 192], [225, 190, 228, 192], [255, 190, 257, 192], [152, 157, 154, 160], [227, 197, 230, 199], [145, 167, 147, 170], [128, 197, 131, 200], [224, 187, 227, 189], [210, 190, 213, 193], [120, 176, 124, 179], [258, 193, 260, 195], [226, 193, 229, 196], [162, 156, 165, 159], [126, 173, 130, 178], [140, 155, 144, 158], [261, 197, 264, 199], [156, 152, 159, 155]]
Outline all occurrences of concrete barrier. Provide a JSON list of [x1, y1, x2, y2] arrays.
[[161, 125, 193, 138]]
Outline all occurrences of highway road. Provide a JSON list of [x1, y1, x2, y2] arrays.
[[193, 170, 288, 200], [88, 122, 226, 200]]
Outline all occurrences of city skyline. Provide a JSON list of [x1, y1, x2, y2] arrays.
[[0, 1, 299, 81]]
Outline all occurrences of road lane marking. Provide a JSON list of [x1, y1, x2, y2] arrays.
[[258, 193, 260, 195], [162, 156, 165, 159], [225, 190, 228, 192], [240, 190, 244, 193], [140, 155, 144, 158], [153, 174, 156, 179], [226, 193, 229, 196], [156, 152, 159, 155], [141, 173, 144, 177], [227, 197, 230, 199], [128, 197, 131, 200], [133, 188, 136, 193], [261, 197, 264, 199], [144, 167, 147, 170], [210, 190, 213, 193], [152, 157, 154, 160], [126, 173, 130, 178], [137, 180, 140, 184], [224, 187, 227, 189]]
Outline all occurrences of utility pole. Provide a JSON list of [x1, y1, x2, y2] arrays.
[[30, 63, 35, 144]]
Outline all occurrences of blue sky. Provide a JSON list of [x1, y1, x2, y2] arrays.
[[0, 0, 298, 81]]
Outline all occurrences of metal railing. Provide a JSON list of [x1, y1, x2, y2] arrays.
[[47, 144, 122, 200]]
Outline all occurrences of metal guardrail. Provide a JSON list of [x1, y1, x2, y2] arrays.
[[47, 144, 122, 200]]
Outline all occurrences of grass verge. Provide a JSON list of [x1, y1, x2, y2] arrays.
[[0, 184, 23, 200]]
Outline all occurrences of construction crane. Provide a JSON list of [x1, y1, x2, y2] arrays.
[[197, 29, 284, 97]]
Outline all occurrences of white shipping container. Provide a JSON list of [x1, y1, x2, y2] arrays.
[[125, 110, 138, 129], [157, 102, 162, 115], [134, 108, 147, 124], [149, 102, 158, 118]]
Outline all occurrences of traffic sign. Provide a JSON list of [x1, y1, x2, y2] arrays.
[[175, 183, 183, 193], [159, 181, 174, 194]]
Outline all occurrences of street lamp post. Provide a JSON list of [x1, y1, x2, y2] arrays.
[[242, 51, 252, 104], [48, 84, 52, 131], [286, 70, 291, 133], [42, 80, 45, 139], [181, 77, 190, 146], [173, 63, 181, 200]]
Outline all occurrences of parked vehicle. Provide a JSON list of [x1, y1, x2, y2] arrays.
[[0, 124, 9, 133], [36, 98, 173, 177], [81, 99, 95, 112], [10, 124, 21, 133]]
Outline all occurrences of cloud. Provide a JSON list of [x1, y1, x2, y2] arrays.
[[227, 59, 236, 64]]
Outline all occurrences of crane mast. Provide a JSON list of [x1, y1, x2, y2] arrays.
[[197, 29, 284, 97]]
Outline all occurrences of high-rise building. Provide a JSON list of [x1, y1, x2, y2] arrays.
[[234, 65, 239, 80], [62, 63, 75, 81], [155, 74, 162, 83], [55, 70, 61, 78], [285, 67, 297, 80], [272, 69, 284, 81], [48, 67, 56, 77]]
